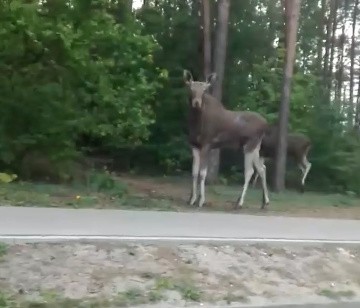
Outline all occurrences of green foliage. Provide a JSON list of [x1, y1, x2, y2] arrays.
[[0, 293, 8, 308], [0, 0, 162, 174], [86, 170, 127, 197], [318, 289, 356, 300], [115, 288, 159, 306], [1, 0, 360, 197], [0, 243, 8, 258], [177, 284, 201, 302], [154, 277, 201, 302], [135, 0, 360, 196], [0, 292, 14, 308], [0, 173, 17, 183]]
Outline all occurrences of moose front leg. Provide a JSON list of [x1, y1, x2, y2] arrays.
[[198, 146, 210, 208], [189, 147, 200, 206]]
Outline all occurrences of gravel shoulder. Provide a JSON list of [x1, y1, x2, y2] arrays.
[[0, 242, 360, 307]]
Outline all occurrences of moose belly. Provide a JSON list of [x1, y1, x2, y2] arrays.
[[210, 134, 248, 150]]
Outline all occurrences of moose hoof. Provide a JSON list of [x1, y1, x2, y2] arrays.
[[188, 195, 197, 206], [261, 202, 269, 210], [198, 198, 205, 208], [300, 185, 305, 194], [234, 200, 243, 210]]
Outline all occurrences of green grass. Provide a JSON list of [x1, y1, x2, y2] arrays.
[[115, 288, 148, 306], [154, 277, 201, 302], [0, 293, 8, 308], [176, 284, 201, 302], [318, 289, 356, 300], [0, 292, 17, 308], [211, 184, 360, 208], [0, 243, 8, 258], [0, 287, 163, 308], [223, 293, 249, 304], [1, 173, 360, 219], [209, 182, 360, 217], [0, 180, 177, 211], [154, 277, 175, 290]]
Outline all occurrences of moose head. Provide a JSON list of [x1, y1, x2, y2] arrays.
[[183, 70, 217, 109]]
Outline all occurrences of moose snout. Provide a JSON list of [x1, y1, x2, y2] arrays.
[[192, 99, 202, 108]]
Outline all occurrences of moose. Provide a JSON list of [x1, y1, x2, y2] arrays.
[[184, 70, 270, 209], [252, 126, 312, 192]]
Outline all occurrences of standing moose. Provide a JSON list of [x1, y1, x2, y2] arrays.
[[252, 126, 312, 192], [184, 70, 270, 209]]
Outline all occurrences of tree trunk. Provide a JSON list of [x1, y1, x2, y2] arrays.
[[273, 0, 301, 192], [125, 0, 133, 11], [202, 0, 212, 79], [212, 0, 230, 102], [117, 0, 133, 22], [328, 0, 339, 92], [356, 75, 360, 130], [336, 0, 349, 104], [323, 0, 334, 84], [206, 0, 230, 183], [317, 0, 326, 73], [350, 0, 358, 126]]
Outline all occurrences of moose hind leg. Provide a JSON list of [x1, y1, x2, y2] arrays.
[[252, 171, 259, 188], [253, 154, 270, 209], [252, 156, 265, 188], [300, 156, 312, 193], [236, 150, 255, 209], [189, 147, 200, 205]]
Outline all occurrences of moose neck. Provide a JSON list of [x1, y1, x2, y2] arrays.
[[188, 93, 225, 144]]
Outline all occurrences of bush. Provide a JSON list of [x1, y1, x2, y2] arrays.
[[0, 0, 164, 175]]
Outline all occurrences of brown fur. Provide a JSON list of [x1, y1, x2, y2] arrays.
[[188, 93, 269, 153], [260, 125, 311, 166], [252, 125, 312, 192], [184, 70, 270, 209]]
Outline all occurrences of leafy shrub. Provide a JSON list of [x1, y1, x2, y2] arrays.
[[86, 170, 127, 198]]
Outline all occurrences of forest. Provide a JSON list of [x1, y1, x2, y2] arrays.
[[1, 0, 360, 198]]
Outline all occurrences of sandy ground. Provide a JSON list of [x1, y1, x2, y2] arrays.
[[1, 242, 360, 307]]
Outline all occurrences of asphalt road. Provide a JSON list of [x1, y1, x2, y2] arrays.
[[1, 206, 360, 307], [1, 206, 360, 243]]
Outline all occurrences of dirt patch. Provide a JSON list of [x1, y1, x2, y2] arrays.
[[0, 242, 360, 307], [122, 175, 188, 203]]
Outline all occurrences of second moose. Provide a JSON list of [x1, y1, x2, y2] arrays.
[[252, 126, 312, 192]]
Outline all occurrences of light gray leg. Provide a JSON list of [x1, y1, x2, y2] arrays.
[[253, 151, 270, 209], [298, 163, 305, 175], [189, 147, 200, 206], [300, 155, 312, 190], [198, 148, 209, 208], [252, 156, 265, 188], [252, 170, 259, 188], [198, 164, 208, 208], [236, 150, 255, 209]]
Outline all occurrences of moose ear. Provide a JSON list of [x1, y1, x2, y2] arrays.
[[206, 72, 217, 85], [183, 70, 193, 85]]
